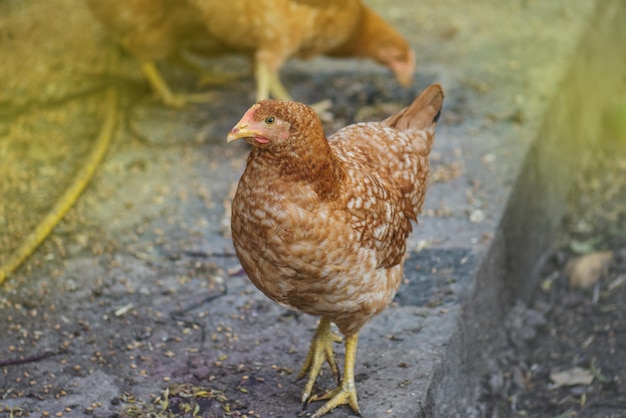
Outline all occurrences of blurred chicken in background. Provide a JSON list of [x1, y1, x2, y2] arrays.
[[87, 0, 416, 108], [85, 0, 230, 107], [190, 0, 415, 105]]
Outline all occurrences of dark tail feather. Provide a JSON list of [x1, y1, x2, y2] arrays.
[[382, 84, 444, 131]]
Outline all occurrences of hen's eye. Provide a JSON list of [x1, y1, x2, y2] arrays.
[[264, 116, 275, 125]]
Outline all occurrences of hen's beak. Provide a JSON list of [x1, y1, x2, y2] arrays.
[[227, 122, 256, 143], [396, 71, 414, 88], [392, 49, 416, 88]]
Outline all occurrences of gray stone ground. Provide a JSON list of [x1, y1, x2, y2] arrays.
[[0, 0, 624, 417]]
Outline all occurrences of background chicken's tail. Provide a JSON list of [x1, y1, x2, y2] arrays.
[[383, 84, 444, 133]]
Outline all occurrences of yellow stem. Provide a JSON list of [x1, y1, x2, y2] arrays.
[[0, 64, 118, 285]]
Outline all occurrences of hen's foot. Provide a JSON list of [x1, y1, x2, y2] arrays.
[[307, 333, 361, 418], [153, 91, 214, 108], [170, 54, 239, 87], [196, 72, 239, 87], [297, 317, 342, 404], [309, 381, 360, 418], [140, 61, 214, 108], [255, 60, 333, 119]]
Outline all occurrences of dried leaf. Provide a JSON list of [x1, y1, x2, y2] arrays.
[[549, 367, 594, 389], [565, 251, 613, 288], [114, 303, 134, 317]]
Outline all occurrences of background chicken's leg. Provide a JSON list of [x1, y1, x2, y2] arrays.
[[140, 61, 213, 108], [255, 61, 290, 101], [170, 52, 239, 87], [255, 60, 331, 114]]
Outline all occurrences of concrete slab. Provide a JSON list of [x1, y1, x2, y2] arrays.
[[1, 0, 624, 417]]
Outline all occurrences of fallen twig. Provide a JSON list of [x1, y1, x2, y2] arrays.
[[0, 351, 57, 368]]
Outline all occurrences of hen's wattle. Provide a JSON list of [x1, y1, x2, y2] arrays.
[[229, 84, 444, 417]]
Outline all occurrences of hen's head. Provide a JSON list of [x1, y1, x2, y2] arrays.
[[228, 100, 342, 197], [227, 100, 323, 150], [378, 45, 415, 88], [351, 6, 416, 87]]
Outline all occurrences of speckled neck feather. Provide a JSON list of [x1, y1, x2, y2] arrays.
[[249, 100, 345, 200]]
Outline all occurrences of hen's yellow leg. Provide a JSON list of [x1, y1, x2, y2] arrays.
[[309, 333, 361, 418], [256, 61, 330, 115], [255, 61, 291, 102], [255, 61, 270, 101], [268, 70, 292, 101], [170, 53, 239, 87], [297, 317, 342, 404], [140, 61, 213, 108]]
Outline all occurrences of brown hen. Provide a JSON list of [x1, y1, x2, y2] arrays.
[[85, 0, 229, 107], [189, 0, 415, 105], [228, 84, 444, 417]]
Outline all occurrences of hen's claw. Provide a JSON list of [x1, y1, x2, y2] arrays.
[[159, 92, 215, 108], [170, 53, 239, 87], [297, 318, 341, 404], [196, 72, 238, 87], [309, 383, 361, 418], [140, 61, 214, 108], [255, 61, 333, 120], [308, 333, 361, 418]]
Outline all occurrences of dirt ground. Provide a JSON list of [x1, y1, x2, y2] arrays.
[[481, 129, 626, 417], [0, 1, 459, 417], [2, 0, 623, 417]]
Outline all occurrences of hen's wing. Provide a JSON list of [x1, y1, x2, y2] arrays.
[[329, 84, 443, 268], [330, 126, 415, 269]]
